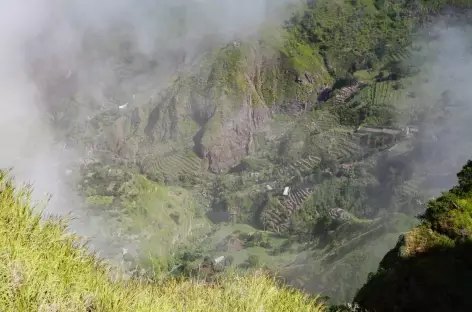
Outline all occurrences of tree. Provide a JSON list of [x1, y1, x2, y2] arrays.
[[454, 160, 472, 195], [246, 255, 261, 268], [224, 255, 234, 266]]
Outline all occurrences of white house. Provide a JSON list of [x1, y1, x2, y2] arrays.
[[283, 187, 290, 196]]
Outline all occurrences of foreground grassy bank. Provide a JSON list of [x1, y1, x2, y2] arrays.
[[0, 170, 325, 312]]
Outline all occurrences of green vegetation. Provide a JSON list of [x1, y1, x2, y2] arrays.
[[80, 162, 211, 262], [282, 213, 417, 302], [355, 160, 472, 312], [5, 157, 472, 311], [140, 151, 204, 185], [40, 0, 472, 307], [0, 170, 328, 312]]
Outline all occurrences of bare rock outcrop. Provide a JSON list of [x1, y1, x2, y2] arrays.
[[197, 98, 270, 173]]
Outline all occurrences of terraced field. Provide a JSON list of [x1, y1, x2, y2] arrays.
[[260, 187, 314, 232], [259, 112, 375, 233], [398, 180, 421, 196], [333, 83, 366, 105], [305, 111, 341, 132], [281, 188, 313, 215], [141, 150, 206, 182], [257, 120, 412, 234], [280, 155, 321, 177], [325, 132, 365, 161]]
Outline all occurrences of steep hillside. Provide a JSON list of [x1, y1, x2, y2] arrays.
[[0, 169, 326, 312], [27, 0, 472, 306], [59, 0, 425, 173], [354, 160, 472, 312], [281, 213, 417, 303]]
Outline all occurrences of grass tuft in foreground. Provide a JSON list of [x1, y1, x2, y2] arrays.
[[0, 169, 325, 312]]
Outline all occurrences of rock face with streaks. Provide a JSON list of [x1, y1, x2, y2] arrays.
[[197, 98, 271, 173], [35, 27, 334, 174]]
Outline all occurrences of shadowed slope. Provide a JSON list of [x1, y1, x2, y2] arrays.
[[355, 160, 472, 312]]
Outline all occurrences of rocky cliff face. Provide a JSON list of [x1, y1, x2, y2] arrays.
[[196, 97, 271, 173], [119, 39, 332, 173], [42, 24, 333, 174]]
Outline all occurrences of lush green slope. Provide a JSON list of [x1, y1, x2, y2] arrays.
[[0, 170, 326, 312], [354, 160, 472, 312], [40, 0, 472, 307], [64, 0, 425, 174]]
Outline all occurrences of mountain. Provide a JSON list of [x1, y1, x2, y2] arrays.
[[4, 0, 472, 309], [48, 0, 472, 303]]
